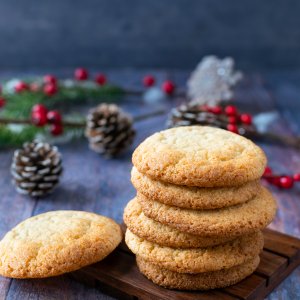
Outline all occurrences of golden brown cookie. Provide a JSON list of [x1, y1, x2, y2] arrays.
[[137, 187, 276, 237], [124, 198, 235, 248], [137, 255, 260, 290], [0, 211, 122, 278], [132, 167, 261, 209], [132, 126, 266, 187], [125, 229, 263, 273]]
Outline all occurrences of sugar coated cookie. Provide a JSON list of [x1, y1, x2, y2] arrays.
[[138, 187, 276, 237], [137, 255, 260, 290], [125, 229, 263, 273], [124, 198, 235, 248], [132, 126, 266, 187], [0, 211, 122, 278], [132, 167, 261, 209]]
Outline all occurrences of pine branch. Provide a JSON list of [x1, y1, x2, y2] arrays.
[[0, 125, 43, 147], [0, 109, 166, 127], [0, 109, 166, 148], [1, 84, 126, 119]]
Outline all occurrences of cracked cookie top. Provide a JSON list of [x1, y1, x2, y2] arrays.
[[132, 126, 266, 187], [0, 210, 122, 278]]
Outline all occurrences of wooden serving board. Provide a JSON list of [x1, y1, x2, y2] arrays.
[[71, 229, 300, 300]]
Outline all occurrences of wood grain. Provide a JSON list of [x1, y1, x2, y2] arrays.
[[0, 70, 299, 299], [71, 229, 300, 300]]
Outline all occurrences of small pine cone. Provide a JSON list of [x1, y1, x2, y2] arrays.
[[85, 104, 135, 157], [11, 141, 62, 197], [167, 104, 220, 128]]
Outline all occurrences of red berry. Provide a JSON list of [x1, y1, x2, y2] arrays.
[[226, 124, 239, 133], [162, 80, 175, 95], [263, 166, 273, 176], [47, 110, 62, 124], [43, 75, 57, 85], [50, 123, 63, 136], [279, 176, 294, 189], [44, 83, 57, 96], [31, 111, 48, 127], [75, 68, 88, 80], [225, 105, 238, 116], [95, 73, 107, 86], [0, 97, 6, 108], [208, 106, 222, 114], [15, 81, 29, 93], [228, 116, 237, 124], [263, 167, 274, 183], [271, 176, 281, 186], [293, 173, 300, 181], [32, 104, 48, 115], [240, 113, 252, 125], [143, 75, 155, 87]]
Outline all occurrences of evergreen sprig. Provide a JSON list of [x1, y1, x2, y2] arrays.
[[1, 84, 125, 118], [0, 79, 126, 147]]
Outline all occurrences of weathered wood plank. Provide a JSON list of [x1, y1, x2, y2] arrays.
[[0, 70, 299, 299], [72, 250, 238, 300], [255, 251, 288, 283], [71, 229, 300, 300]]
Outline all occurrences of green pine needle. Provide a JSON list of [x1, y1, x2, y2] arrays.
[[0, 125, 42, 147], [0, 80, 125, 147]]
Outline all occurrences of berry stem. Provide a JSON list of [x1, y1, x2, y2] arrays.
[[0, 109, 167, 128], [132, 109, 166, 122], [0, 117, 85, 128]]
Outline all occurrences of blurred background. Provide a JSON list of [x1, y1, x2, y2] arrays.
[[1, 0, 300, 71], [1, 1, 300, 299]]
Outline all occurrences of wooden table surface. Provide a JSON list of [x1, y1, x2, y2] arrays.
[[0, 70, 299, 300]]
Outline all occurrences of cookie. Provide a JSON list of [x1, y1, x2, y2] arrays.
[[137, 187, 276, 237], [132, 167, 261, 209], [124, 199, 235, 248], [132, 126, 266, 187], [125, 229, 263, 273], [137, 255, 260, 290], [0, 211, 122, 278]]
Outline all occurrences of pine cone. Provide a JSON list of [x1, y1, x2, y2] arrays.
[[11, 141, 62, 197], [167, 104, 221, 128], [167, 104, 256, 136], [85, 104, 135, 157]]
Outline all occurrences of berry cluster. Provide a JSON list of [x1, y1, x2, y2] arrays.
[[13, 68, 107, 97], [74, 68, 107, 85], [43, 75, 58, 96], [263, 166, 300, 189], [31, 104, 63, 136], [0, 85, 6, 109], [142, 75, 176, 95], [203, 104, 252, 134]]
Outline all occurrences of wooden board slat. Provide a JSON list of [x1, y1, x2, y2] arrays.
[[71, 229, 300, 300], [71, 251, 238, 300], [263, 228, 300, 263], [222, 274, 266, 300], [1, 72, 300, 299], [255, 251, 288, 283], [263, 228, 300, 248]]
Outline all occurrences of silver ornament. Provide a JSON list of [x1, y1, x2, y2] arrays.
[[187, 55, 243, 106]]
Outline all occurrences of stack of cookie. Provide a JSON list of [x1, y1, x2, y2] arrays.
[[124, 126, 277, 290]]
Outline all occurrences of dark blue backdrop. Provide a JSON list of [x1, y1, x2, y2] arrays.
[[1, 0, 299, 71]]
